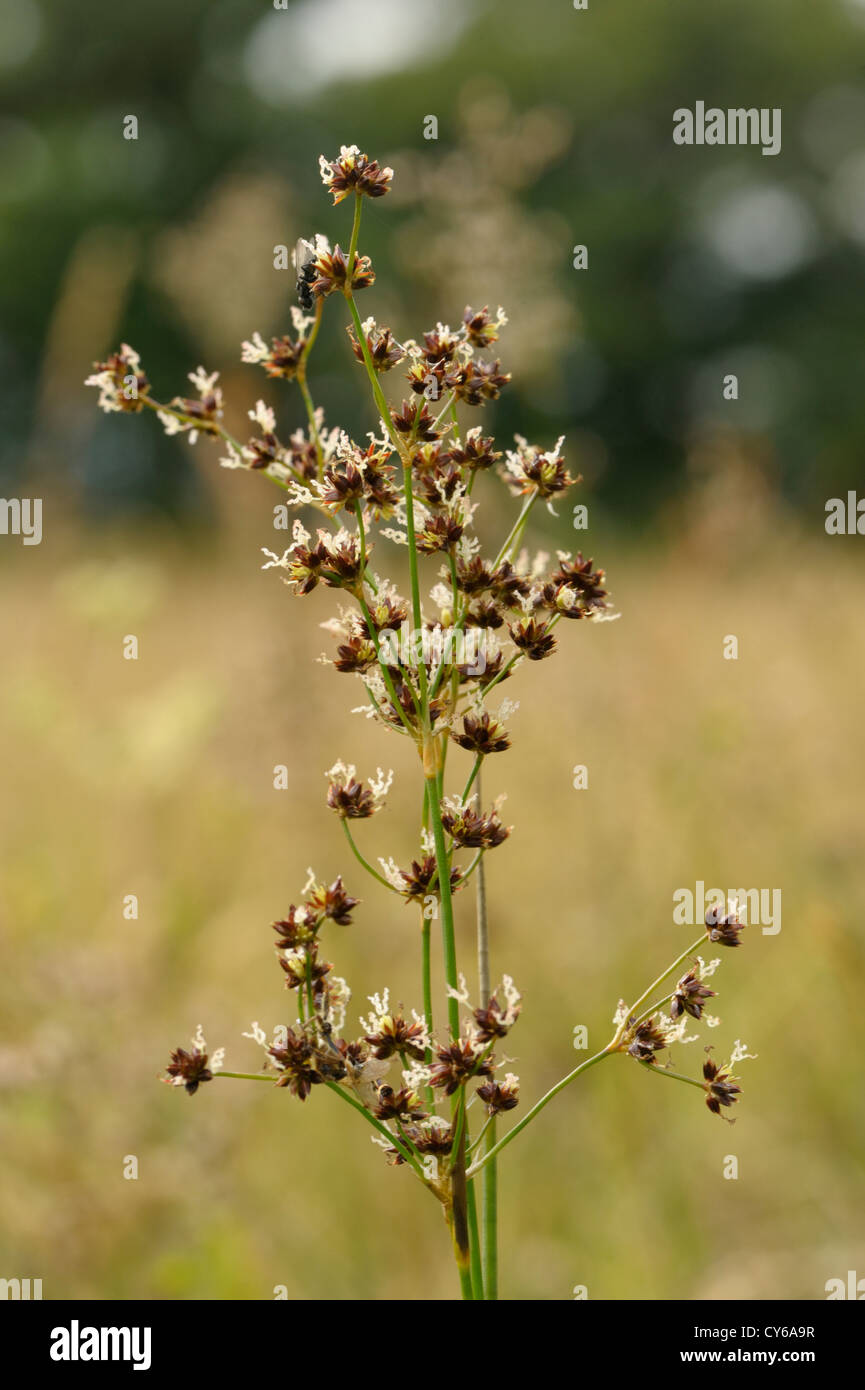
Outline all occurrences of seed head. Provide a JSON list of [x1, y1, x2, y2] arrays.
[[319, 146, 393, 204], [705, 904, 745, 948], [476, 1073, 520, 1115], [670, 968, 717, 1021], [702, 1048, 743, 1120], [164, 1045, 213, 1095], [451, 711, 512, 755]]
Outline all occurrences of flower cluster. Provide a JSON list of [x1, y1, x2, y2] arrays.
[[89, 142, 753, 1295]]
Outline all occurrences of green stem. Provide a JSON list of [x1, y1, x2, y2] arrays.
[[324, 1081, 425, 1178], [426, 776, 460, 1038], [473, 762, 497, 1298], [421, 913, 435, 1109], [215, 1071, 274, 1082], [466, 1179, 485, 1300], [401, 461, 429, 711], [357, 592, 418, 739], [641, 1062, 707, 1092], [623, 934, 707, 1031], [298, 374, 323, 474], [482, 1118, 498, 1299], [461, 754, 483, 804], [340, 819, 397, 893], [467, 1047, 614, 1179], [344, 292, 402, 452], [492, 493, 536, 570], [631, 993, 675, 1029], [346, 192, 362, 286], [449, 1092, 473, 1298]]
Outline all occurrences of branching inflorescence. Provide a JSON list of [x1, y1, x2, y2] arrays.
[[87, 145, 754, 1300]]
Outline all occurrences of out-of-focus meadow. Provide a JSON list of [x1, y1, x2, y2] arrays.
[[1, 491, 863, 1300], [1, 0, 864, 1299]]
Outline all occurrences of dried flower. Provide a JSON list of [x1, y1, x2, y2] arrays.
[[85, 343, 149, 413], [164, 1045, 213, 1095], [670, 968, 717, 1021], [476, 1073, 520, 1115], [706, 904, 746, 948], [442, 802, 510, 850], [702, 1048, 743, 1120], [269, 1028, 324, 1099], [364, 1011, 429, 1061], [242, 331, 307, 380], [312, 244, 375, 297], [429, 1038, 494, 1096], [627, 1017, 668, 1063], [348, 321, 404, 372], [451, 711, 512, 755], [319, 146, 393, 204]]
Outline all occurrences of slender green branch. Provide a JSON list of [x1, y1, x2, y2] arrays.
[[630, 993, 676, 1029], [641, 1062, 707, 1092], [357, 592, 418, 739], [481, 1118, 497, 1299], [460, 849, 484, 881], [215, 1071, 275, 1082], [340, 818, 397, 893], [461, 754, 483, 805], [298, 375, 322, 472], [468, 1112, 494, 1155], [421, 913, 435, 1109], [344, 292, 402, 453], [426, 776, 461, 1038], [346, 192, 362, 286], [401, 459, 429, 710], [621, 933, 707, 1036], [324, 1081, 425, 1178], [492, 493, 536, 570], [466, 1179, 485, 1300], [467, 1047, 614, 1179]]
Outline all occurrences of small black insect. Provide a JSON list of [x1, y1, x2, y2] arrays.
[[295, 238, 318, 312]]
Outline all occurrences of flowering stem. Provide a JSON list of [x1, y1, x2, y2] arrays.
[[215, 1071, 274, 1082], [466, 1179, 485, 1299], [493, 493, 536, 569], [297, 298, 325, 472], [461, 849, 484, 881], [466, 1047, 614, 1179], [641, 1062, 707, 1092], [340, 818, 397, 892], [421, 915, 435, 1108], [426, 777, 461, 1039], [324, 1081, 425, 1177], [357, 593, 418, 739], [461, 754, 483, 807], [631, 993, 675, 1029], [353, 500, 381, 596], [481, 1121, 498, 1299], [622, 934, 707, 1034], [346, 192, 362, 288], [297, 375, 322, 474], [430, 389, 457, 435], [468, 1112, 493, 1155], [473, 762, 498, 1298], [448, 1091, 473, 1297], [354, 500, 367, 563], [402, 464, 428, 710]]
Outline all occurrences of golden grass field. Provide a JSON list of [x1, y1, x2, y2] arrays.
[[1, 464, 862, 1300]]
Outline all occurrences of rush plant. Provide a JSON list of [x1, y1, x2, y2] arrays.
[[86, 145, 754, 1300]]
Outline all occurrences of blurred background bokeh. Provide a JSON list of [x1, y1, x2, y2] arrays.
[[1, 0, 863, 1299]]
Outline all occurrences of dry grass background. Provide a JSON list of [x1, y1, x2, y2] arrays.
[[1, 466, 862, 1300]]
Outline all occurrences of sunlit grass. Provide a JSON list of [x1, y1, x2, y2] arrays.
[[1, 505, 862, 1300]]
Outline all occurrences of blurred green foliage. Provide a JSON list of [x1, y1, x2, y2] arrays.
[[2, 0, 865, 519]]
